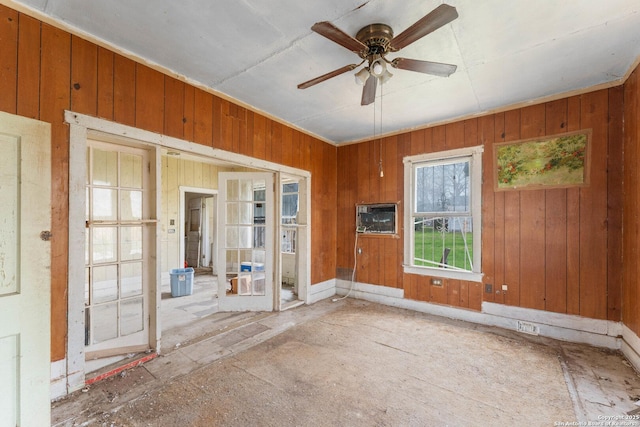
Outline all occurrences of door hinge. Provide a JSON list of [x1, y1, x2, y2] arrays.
[[40, 230, 52, 241]]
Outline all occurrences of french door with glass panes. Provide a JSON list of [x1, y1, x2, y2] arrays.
[[85, 141, 151, 358], [217, 172, 274, 311]]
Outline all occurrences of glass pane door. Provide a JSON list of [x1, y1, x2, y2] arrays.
[[218, 172, 274, 311], [85, 142, 150, 356]]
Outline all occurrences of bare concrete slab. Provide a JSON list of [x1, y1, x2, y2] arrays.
[[52, 299, 640, 426]]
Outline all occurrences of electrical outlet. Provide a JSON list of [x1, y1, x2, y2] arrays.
[[517, 321, 540, 335], [502, 284, 508, 291], [431, 278, 442, 286], [485, 283, 493, 293]]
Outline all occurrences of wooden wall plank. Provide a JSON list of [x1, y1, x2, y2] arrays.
[[565, 95, 582, 315], [96, 47, 114, 121], [71, 36, 97, 116], [271, 122, 283, 164], [543, 99, 568, 314], [113, 54, 136, 127], [607, 86, 624, 321], [135, 64, 164, 133], [623, 69, 639, 332], [410, 129, 425, 155], [182, 84, 194, 141], [17, 14, 40, 118], [445, 121, 465, 149], [193, 88, 213, 147], [480, 115, 496, 302], [518, 105, 546, 310], [251, 112, 267, 160], [503, 109, 521, 306], [493, 113, 506, 304], [579, 90, 609, 320], [163, 76, 184, 139], [40, 22, 71, 361], [0, 5, 18, 114]]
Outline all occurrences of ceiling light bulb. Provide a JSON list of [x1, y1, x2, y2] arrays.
[[371, 59, 386, 77], [354, 67, 369, 86]]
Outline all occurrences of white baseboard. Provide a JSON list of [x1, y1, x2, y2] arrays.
[[622, 325, 640, 373], [308, 279, 336, 304], [50, 359, 67, 400], [331, 279, 621, 350]]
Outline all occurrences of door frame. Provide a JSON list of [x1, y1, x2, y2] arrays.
[[179, 186, 217, 272], [64, 111, 311, 397]]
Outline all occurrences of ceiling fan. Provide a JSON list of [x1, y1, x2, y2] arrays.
[[297, 4, 458, 106]]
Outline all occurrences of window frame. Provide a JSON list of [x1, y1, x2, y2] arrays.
[[403, 145, 484, 282]]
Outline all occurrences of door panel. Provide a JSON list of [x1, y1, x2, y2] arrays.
[[218, 172, 273, 311], [0, 112, 51, 426], [85, 142, 150, 358]]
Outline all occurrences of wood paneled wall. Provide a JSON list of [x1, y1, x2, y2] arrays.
[[0, 5, 337, 361], [337, 88, 624, 319], [623, 65, 640, 337]]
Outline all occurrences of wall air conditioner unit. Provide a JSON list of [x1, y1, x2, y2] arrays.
[[356, 203, 398, 235]]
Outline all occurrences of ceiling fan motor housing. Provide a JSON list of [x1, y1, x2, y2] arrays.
[[356, 23, 394, 59]]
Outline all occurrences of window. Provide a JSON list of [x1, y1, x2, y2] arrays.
[[281, 182, 298, 253], [404, 146, 483, 282]]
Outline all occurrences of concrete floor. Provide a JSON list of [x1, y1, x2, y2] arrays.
[[53, 299, 640, 426]]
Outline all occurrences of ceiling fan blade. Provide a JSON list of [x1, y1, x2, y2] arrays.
[[389, 4, 458, 51], [391, 58, 457, 77], [298, 64, 358, 89], [361, 74, 377, 106], [311, 21, 367, 54]]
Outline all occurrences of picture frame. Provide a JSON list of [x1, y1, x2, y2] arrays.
[[493, 129, 592, 191]]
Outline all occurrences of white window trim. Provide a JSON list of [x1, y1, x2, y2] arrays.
[[403, 145, 484, 283]]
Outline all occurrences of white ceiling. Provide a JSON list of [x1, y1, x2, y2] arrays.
[[10, 0, 640, 144]]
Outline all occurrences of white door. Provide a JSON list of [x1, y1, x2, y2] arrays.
[[186, 197, 202, 268], [217, 172, 274, 311], [84, 141, 151, 358], [0, 112, 51, 426]]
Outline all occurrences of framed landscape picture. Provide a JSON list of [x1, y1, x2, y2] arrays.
[[494, 129, 592, 191]]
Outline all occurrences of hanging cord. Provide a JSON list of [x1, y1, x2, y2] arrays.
[[378, 82, 384, 177], [332, 227, 362, 301]]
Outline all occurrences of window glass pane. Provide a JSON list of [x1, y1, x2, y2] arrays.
[[120, 297, 144, 336], [121, 262, 143, 298], [239, 202, 252, 225], [92, 149, 118, 186], [415, 160, 470, 214], [253, 180, 266, 202], [239, 179, 252, 201], [226, 250, 238, 273], [121, 190, 142, 220], [282, 194, 298, 222], [85, 267, 90, 305], [253, 225, 265, 249], [92, 227, 117, 263], [413, 216, 473, 271], [93, 188, 117, 220], [239, 226, 252, 249], [283, 182, 298, 193], [226, 202, 238, 225], [227, 179, 239, 201], [92, 264, 118, 303], [225, 226, 238, 248], [120, 153, 142, 189], [91, 303, 118, 344], [121, 226, 142, 261]]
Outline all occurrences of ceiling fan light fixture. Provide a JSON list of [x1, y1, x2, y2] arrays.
[[370, 58, 386, 77], [379, 69, 393, 85], [354, 67, 370, 86]]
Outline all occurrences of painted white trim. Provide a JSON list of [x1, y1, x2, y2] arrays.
[[50, 360, 67, 400], [66, 121, 88, 397], [179, 186, 218, 272], [65, 111, 311, 179], [403, 145, 484, 281], [308, 279, 336, 304], [621, 325, 640, 374]]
